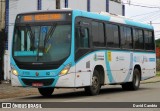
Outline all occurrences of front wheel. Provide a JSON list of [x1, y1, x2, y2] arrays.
[[85, 70, 101, 95], [38, 88, 54, 97], [122, 68, 140, 90]]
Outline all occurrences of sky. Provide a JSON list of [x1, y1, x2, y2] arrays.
[[123, 0, 160, 39]]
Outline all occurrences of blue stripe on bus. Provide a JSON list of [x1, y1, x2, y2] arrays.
[[124, 53, 133, 82], [149, 58, 156, 62], [105, 51, 115, 83]]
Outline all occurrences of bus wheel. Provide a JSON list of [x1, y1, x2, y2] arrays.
[[38, 88, 54, 97], [85, 70, 101, 95], [122, 68, 140, 90]]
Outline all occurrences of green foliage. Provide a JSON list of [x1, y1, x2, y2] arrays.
[[156, 39, 160, 47], [156, 59, 160, 71], [157, 72, 160, 76]]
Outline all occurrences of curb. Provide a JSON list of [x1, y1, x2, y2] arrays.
[[141, 80, 160, 84]]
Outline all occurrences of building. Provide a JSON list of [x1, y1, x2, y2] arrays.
[[3, 0, 125, 80], [0, 0, 5, 81], [0, 0, 5, 31]]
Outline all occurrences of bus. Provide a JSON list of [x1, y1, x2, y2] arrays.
[[11, 10, 156, 96]]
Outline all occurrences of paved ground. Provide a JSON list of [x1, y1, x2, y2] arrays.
[[1, 77, 160, 111], [1, 81, 160, 102], [0, 76, 160, 99], [1, 82, 160, 111]]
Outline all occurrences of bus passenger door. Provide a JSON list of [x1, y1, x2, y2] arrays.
[[74, 18, 92, 87]]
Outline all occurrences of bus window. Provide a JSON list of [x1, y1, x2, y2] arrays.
[[106, 24, 119, 48], [75, 27, 89, 50], [144, 30, 154, 50], [120, 26, 132, 49], [133, 29, 144, 50], [92, 21, 105, 47]]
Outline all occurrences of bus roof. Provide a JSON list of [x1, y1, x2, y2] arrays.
[[17, 9, 153, 30], [72, 10, 154, 30]]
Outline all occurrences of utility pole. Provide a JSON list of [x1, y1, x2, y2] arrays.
[[128, 0, 131, 5], [150, 21, 152, 25]]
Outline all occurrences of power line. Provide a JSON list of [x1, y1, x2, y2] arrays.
[[123, 3, 160, 9], [129, 1, 160, 7], [151, 23, 160, 24], [136, 12, 160, 22], [129, 10, 160, 18]]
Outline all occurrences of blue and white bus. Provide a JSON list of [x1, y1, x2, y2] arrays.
[[11, 10, 156, 96]]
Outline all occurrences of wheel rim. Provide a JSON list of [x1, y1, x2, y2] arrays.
[[92, 76, 99, 89]]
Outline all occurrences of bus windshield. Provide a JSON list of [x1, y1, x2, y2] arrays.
[[13, 24, 71, 63]]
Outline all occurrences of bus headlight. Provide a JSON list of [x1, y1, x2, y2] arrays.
[[11, 65, 18, 76], [60, 64, 71, 75], [12, 69, 18, 76]]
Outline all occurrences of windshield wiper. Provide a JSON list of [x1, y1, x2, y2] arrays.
[[44, 24, 57, 52]]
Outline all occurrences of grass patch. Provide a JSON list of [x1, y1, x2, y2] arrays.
[[157, 72, 160, 76]]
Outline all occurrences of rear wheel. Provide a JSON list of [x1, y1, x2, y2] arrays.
[[85, 70, 101, 95], [38, 88, 54, 97], [122, 68, 140, 90]]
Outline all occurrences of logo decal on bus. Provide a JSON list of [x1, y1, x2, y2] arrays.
[[36, 72, 39, 76], [107, 51, 112, 62]]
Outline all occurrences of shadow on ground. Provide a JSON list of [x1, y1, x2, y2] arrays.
[[21, 87, 150, 100]]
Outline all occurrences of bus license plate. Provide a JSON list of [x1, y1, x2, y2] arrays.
[[32, 83, 43, 87]]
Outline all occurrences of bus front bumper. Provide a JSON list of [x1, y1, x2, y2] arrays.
[[11, 73, 75, 88]]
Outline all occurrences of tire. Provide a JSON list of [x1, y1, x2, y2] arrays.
[[122, 68, 140, 90], [85, 70, 101, 95], [38, 88, 54, 97]]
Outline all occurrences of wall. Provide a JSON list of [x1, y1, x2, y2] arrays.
[[4, 0, 37, 80], [109, 0, 123, 15], [90, 0, 106, 12], [42, 0, 56, 10], [68, 0, 87, 11], [0, 0, 5, 31]]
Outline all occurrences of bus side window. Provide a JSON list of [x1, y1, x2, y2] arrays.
[[75, 27, 89, 50], [133, 29, 144, 50], [106, 24, 119, 48], [144, 30, 154, 51], [120, 26, 132, 49], [92, 21, 105, 47]]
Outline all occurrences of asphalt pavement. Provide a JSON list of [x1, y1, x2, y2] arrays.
[[1, 81, 160, 111]]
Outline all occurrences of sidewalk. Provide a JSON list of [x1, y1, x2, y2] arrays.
[[141, 76, 160, 84], [0, 76, 160, 99]]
